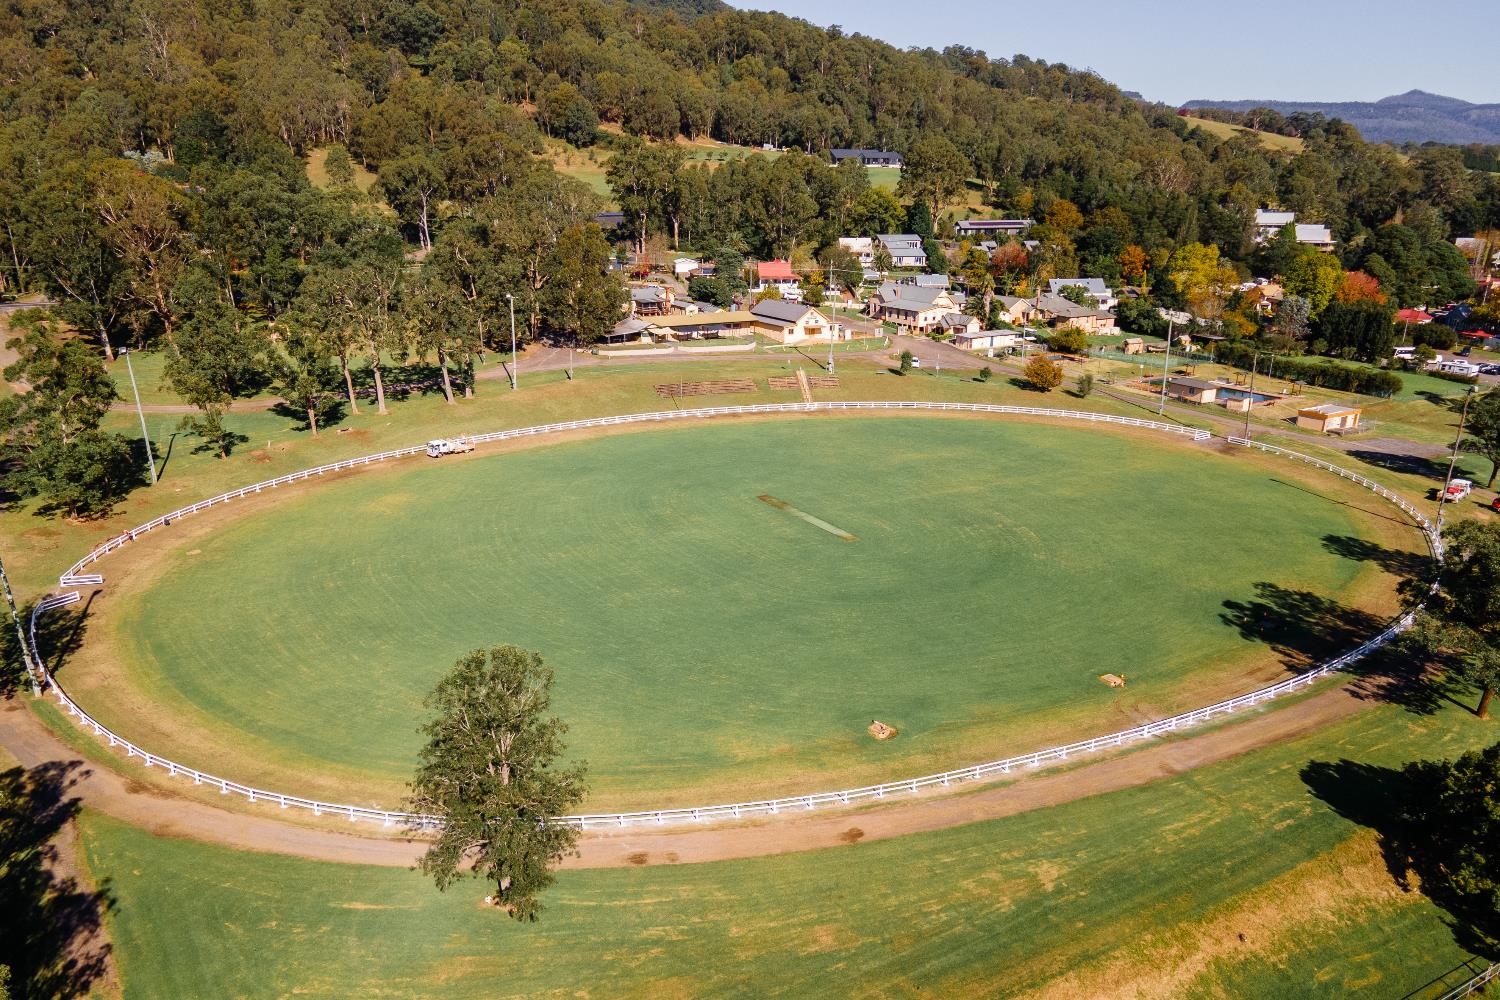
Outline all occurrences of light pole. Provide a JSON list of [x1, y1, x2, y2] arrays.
[[505, 293, 517, 391], [0, 551, 40, 696], [1436, 384, 1478, 534], [121, 348, 156, 485]]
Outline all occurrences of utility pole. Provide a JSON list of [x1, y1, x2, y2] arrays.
[[1157, 316, 1176, 415], [0, 551, 40, 696], [506, 293, 517, 391], [826, 259, 836, 374], [1436, 384, 1478, 535], [1242, 348, 1260, 440], [121, 348, 156, 485]]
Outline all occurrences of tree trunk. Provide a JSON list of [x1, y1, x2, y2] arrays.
[[465, 356, 475, 398], [372, 359, 387, 415], [306, 405, 319, 436], [1489, 462, 1498, 490], [97, 325, 115, 361], [339, 351, 359, 414], [437, 348, 455, 404], [1480, 685, 1495, 720]]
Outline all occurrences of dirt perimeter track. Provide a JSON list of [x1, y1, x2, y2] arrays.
[[0, 674, 1385, 870]]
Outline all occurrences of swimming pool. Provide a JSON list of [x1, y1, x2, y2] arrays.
[[1215, 387, 1279, 403]]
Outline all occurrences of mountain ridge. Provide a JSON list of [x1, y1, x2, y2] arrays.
[[1184, 91, 1500, 145]]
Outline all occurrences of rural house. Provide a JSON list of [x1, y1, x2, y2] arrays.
[[1048, 278, 1117, 310], [831, 148, 904, 168], [877, 234, 928, 269], [749, 300, 840, 344], [754, 260, 802, 301]]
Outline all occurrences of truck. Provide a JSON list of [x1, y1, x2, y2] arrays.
[[425, 436, 474, 458], [1444, 478, 1473, 503]]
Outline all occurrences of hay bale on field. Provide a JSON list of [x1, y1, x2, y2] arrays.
[[1099, 673, 1126, 688], [868, 720, 897, 740]]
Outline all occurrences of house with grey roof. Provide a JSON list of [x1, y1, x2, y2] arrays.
[[750, 299, 839, 344], [866, 281, 962, 333], [955, 219, 1034, 238], [1048, 278, 1116, 310], [1036, 293, 1116, 334], [877, 234, 927, 269], [831, 149, 904, 168]]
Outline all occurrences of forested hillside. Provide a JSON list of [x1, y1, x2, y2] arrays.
[[3, 0, 1500, 516]]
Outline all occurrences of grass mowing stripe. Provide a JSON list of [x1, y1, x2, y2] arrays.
[[756, 494, 858, 541]]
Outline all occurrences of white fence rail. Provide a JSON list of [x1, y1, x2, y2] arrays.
[[27, 404, 1427, 832], [1438, 964, 1500, 1000]]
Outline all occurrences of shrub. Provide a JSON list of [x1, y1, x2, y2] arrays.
[[1023, 355, 1063, 392], [899, 350, 913, 375], [977, 366, 992, 382], [1047, 327, 1090, 355], [1077, 372, 1095, 397]]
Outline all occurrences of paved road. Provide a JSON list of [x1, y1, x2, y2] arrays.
[[0, 671, 1392, 870]]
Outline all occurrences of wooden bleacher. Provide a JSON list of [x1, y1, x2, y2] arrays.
[[653, 379, 757, 398], [768, 375, 840, 391]]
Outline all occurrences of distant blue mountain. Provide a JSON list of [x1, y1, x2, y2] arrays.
[[1184, 91, 1500, 145]]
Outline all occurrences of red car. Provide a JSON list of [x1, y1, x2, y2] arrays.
[[1492, 496, 1500, 513]]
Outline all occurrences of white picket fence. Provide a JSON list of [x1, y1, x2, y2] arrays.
[[27, 404, 1432, 832]]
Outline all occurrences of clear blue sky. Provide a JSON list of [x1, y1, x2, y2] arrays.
[[726, 0, 1500, 105]]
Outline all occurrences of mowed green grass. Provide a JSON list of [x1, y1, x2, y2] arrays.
[[104, 417, 1382, 810], [80, 696, 1493, 999]]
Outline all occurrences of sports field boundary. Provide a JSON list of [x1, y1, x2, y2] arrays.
[[24, 404, 1436, 831]]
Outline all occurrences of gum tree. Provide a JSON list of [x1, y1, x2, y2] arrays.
[[407, 646, 587, 921]]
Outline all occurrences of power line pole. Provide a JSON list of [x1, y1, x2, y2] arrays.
[[1436, 384, 1478, 535], [826, 259, 836, 374], [121, 348, 156, 485], [506, 293, 517, 391], [1242, 348, 1260, 441], [0, 551, 40, 696], [1157, 316, 1175, 415]]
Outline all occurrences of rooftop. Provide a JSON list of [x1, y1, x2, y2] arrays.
[[750, 299, 818, 324]]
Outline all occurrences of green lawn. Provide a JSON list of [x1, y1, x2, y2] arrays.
[[80, 694, 1494, 999], [88, 417, 1408, 812]]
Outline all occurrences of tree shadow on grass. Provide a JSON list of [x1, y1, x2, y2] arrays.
[[1220, 582, 1455, 716], [0, 761, 116, 999], [1302, 758, 1500, 966], [1321, 534, 1435, 584], [1347, 449, 1452, 482], [269, 398, 348, 434], [1, 596, 94, 698]]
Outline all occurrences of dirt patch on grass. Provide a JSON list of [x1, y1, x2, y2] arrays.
[[839, 827, 865, 845]]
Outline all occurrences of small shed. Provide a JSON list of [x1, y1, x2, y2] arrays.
[[1296, 403, 1361, 434], [1121, 337, 1144, 355]]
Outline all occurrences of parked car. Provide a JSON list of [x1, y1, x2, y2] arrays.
[[1491, 495, 1500, 513]]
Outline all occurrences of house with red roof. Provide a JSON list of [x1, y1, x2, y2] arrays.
[[1395, 308, 1433, 326], [754, 259, 802, 301]]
